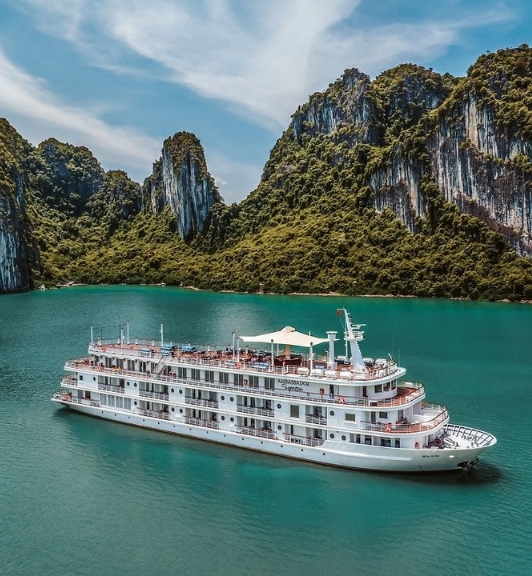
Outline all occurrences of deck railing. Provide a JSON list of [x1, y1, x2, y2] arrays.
[[64, 360, 423, 408], [85, 344, 401, 382], [139, 390, 169, 401], [184, 417, 219, 429], [99, 384, 125, 394], [305, 414, 327, 425], [285, 434, 325, 447], [138, 409, 170, 420], [362, 405, 449, 434], [235, 426, 275, 439], [236, 405, 274, 417], [185, 398, 219, 409]]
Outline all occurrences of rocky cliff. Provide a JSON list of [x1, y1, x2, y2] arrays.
[[289, 51, 532, 255], [0, 119, 35, 292], [143, 132, 220, 240]]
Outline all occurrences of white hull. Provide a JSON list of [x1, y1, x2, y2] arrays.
[[53, 398, 491, 472]]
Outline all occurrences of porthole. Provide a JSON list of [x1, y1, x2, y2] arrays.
[[171, 388, 174, 393], [134, 383, 137, 387], [179, 390, 183, 394], [221, 416, 225, 421], [277, 425, 282, 431], [330, 433, 335, 439], [277, 403, 281, 409], [93, 377, 96, 381], [134, 401, 137, 406], [171, 407, 175, 412], [127, 382, 130, 386], [179, 409, 183, 414], [230, 417, 234, 422], [329, 410, 334, 416], [341, 435, 346, 441], [230, 397, 234, 402], [221, 395, 225, 401]]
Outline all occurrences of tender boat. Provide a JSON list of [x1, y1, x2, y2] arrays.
[[52, 309, 496, 472]]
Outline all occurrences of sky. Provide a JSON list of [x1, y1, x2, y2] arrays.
[[0, 1, 531, 204]]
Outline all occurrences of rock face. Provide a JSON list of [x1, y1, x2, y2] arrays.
[[0, 119, 34, 292], [289, 50, 532, 255], [143, 132, 220, 240]]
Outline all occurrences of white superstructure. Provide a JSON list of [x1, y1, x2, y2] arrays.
[[52, 309, 496, 472]]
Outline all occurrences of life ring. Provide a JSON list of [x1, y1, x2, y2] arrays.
[[338, 396, 345, 404], [415, 442, 420, 449], [434, 438, 441, 446]]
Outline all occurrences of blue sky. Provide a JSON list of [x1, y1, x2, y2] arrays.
[[0, 0, 530, 204]]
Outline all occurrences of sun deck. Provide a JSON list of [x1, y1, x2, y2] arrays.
[[87, 341, 400, 382]]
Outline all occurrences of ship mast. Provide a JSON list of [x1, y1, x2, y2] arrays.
[[341, 309, 365, 372]]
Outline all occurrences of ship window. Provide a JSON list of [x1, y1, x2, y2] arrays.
[[277, 404, 281, 409], [171, 407, 175, 412], [341, 435, 346, 441], [230, 417, 234, 422], [395, 439, 401, 448], [219, 372, 229, 384], [384, 382, 391, 391], [79, 375, 83, 381], [379, 411, 388, 419], [234, 374, 244, 386], [290, 405, 300, 418], [230, 397, 234, 402], [264, 377, 275, 390], [392, 380, 397, 390], [365, 436, 372, 445], [116, 397, 123, 409], [345, 413, 356, 422], [125, 398, 131, 410], [375, 384, 382, 393], [191, 369, 200, 381], [329, 410, 335, 416], [277, 425, 282, 430], [221, 395, 225, 401], [177, 367, 187, 379], [355, 434, 361, 444], [221, 416, 225, 421], [205, 371, 215, 382], [171, 388, 174, 393], [381, 438, 391, 447], [249, 375, 259, 388], [330, 433, 335, 439]]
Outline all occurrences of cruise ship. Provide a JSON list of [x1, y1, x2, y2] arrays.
[[52, 309, 496, 472]]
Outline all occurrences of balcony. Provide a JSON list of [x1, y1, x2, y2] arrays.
[[305, 414, 327, 425], [285, 434, 325, 447], [362, 404, 449, 434], [185, 398, 219, 409], [140, 390, 169, 401], [184, 417, 219, 429], [138, 409, 170, 420], [99, 384, 125, 394], [235, 426, 275, 440], [237, 405, 274, 417], [61, 375, 78, 387]]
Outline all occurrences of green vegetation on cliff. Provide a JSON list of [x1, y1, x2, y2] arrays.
[[2, 46, 532, 300]]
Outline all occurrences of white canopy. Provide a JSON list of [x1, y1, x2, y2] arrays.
[[239, 326, 328, 348]]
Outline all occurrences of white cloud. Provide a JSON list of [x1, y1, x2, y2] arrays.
[[15, 0, 514, 132], [0, 46, 160, 180]]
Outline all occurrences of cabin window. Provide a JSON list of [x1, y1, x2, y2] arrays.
[[264, 377, 275, 390], [395, 439, 401, 448], [205, 371, 214, 383], [290, 405, 300, 418], [124, 398, 131, 410], [391, 380, 397, 390], [365, 435, 372, 445], [381, 438, 391, 447], [219, 372, 229, 384], [379, 412, 388, 419], [249, 375, 259, 388], [375, 384, 382, 393], [191, 369, 200, 381], [177, 367, 187, 379], [234, 374, 244, 386], [355, 434, 361, 444], [79, 375, 83, 381], [345, 413, 356, 422], [116, 396, 123, 409], [384, 382, 391, 391]]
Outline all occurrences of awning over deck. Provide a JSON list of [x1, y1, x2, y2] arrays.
[[239, 326, 328, 348]]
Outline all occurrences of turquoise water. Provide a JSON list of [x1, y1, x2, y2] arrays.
[[0, 286, 530, 576]]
